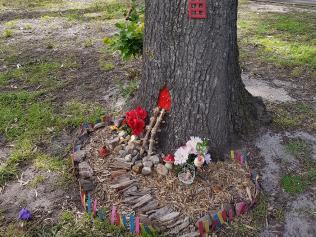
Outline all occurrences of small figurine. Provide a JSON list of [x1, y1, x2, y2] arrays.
[[163, 154, 175, 170]]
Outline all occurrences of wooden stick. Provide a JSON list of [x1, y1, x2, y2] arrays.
[[140, 107, 160, 156], [148, 109, 165, 156]]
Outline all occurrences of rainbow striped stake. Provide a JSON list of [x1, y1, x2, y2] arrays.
[[135, 216, 140, 234], [230, 150, 234, 160], [122, 214, 127, 227], [80, 188, 86, 210], [87, 194, 92, 214], [93, 199, 97, 217], [111, 206, 116, 225], [130, 214, 135, 233], [116, 211, 120, 225], [198, 221, 204, 236]]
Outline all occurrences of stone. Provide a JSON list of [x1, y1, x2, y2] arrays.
[[124, 154, 132, 162], [113, 145, 123, 153], [132, 163, 143, 174], [132, 149, 139, 156], [118, 131, 127, 138], [78, 162, 93, 178], [107, 137, 119, 146], [72, 150, 86, 163], [126, 143, 135, 152], [119, 149, 128, 157], [142, 167, 152, 176], [142, 156, 150, 162], [111, 170, 127, 179], [150, 155, 160, 164], [156, 164, 168, 176], [132, 154, 140, 164], [143, 161, 153, 168], [110, 160, 133, 170], [79, 178, 95, 192], [94, 122, 106, 129]]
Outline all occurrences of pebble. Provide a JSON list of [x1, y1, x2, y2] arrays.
[[126, 143, 135, 152], [118, 131, 127, 138], [94, 122, 106, 129], [142, 167, 152, 175], [107, 137, 119, 146], [132, 154, 140, 164], [79, 162, 93, 178], [156, 164, 168, 176], [73, 150, 86, 163], [143, 161, 153, 168], [113, 145, 123, 153], [119, 149, 128, 157], [132, 149, 139, 156], [150, 155, 160, 165], [132, 163, 143, 174], [124, 154, 132, 162], [79, 178, 94, 192]]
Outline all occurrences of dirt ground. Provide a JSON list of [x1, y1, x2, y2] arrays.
[[0, 0, 315, 236]]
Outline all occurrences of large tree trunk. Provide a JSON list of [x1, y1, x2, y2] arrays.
[[136, 0, 270, 155]]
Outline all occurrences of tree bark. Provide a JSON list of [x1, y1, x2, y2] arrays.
[[136, 0, 270, 155]]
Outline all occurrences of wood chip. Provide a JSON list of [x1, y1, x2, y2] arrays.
[[139, 200, 159, 213], [109, 160, 133, 170], [159, 212, 180, 222], [132, 194, 153, 209], [149, 207, 170, 220], [110, 179, 135, 189], [110, 170, 127, 179], [167, 217, 190, 234]]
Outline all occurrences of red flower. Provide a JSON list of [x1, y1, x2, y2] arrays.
[[136, 106, 147, 120], [125, 106, 147, 136]]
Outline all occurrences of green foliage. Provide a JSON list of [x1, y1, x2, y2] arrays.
[[3, 29, 13, 38], [285, 139, 313, 162], [117, 79, 139, 99], [281, 174, 305, 194], [238, 11, 316, 76], [104, 0, 144, 59]]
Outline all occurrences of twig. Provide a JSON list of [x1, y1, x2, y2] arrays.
[[140, 107, 160, 156], [148, 109, 166, 156]]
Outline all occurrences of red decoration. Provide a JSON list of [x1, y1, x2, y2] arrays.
[[158, 86, 171, 111], [98, 146, 109, 158], [126, 106, 148, 136], [188, 0, 207, 19]]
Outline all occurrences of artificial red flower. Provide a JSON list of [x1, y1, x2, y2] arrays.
[[136, 106, 147, 120], [158, 86, 171, 111], [128, 117, 145, 136]]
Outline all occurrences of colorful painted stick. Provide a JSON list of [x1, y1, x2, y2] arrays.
[[130, 214, 135, 233], [135, 216, 140, 234], [198, 221, 204, 236], [123, 214, 127, 227], [218, 211, 224, 224], [87, 194, 92, 214], [222, 210, 227, 223], [111, 206, 116, 225], [230, 150, 234, 160], [212, 213, 221, 229], [203, 220, 209, 233], [116, 211, 120, 225], [93, 199, 97, 217]]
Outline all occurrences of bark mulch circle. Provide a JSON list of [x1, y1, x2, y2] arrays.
[[72, 120, 260, 236]]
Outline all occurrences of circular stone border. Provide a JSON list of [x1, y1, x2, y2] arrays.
[[70, 116, 261, 236]]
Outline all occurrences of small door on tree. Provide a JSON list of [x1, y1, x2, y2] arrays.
[[188, 0, 207, 19]]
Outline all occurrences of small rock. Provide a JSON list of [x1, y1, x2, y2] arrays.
[[124, 154, 132, 162], [132, 149, 139, 156], [150, 155, 160, 165], [142, 167, 152, 176], [142, 156, 150, 162], [113, 145, 123, 153], [94, 122, 106, 129], [72, 150, 86, 163], [118, 131, 127, 138], [79, 162, 93, 178], [135, 160, 143, 166], [156, 164, 168, 176], [79, 178, 95, 192], [119, 150, 128, 157], [143, 161, 153, 168], [132, 154, 140, 164], [130, 135, 137, 142], [126, 143, 135, 152], [132, 163, 143, 174], [107, 137, 120, 146]]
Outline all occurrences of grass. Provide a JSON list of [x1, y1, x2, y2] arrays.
[[100, 62, 115, 71], [285, 138, 313, 162], [3, 29, 13, 38], [117, 79, 139, 99], [238, 9, 316, 77], [30, 175, 46, 188], [281, 170, 316, 195], [271, 102, 316, 131]]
